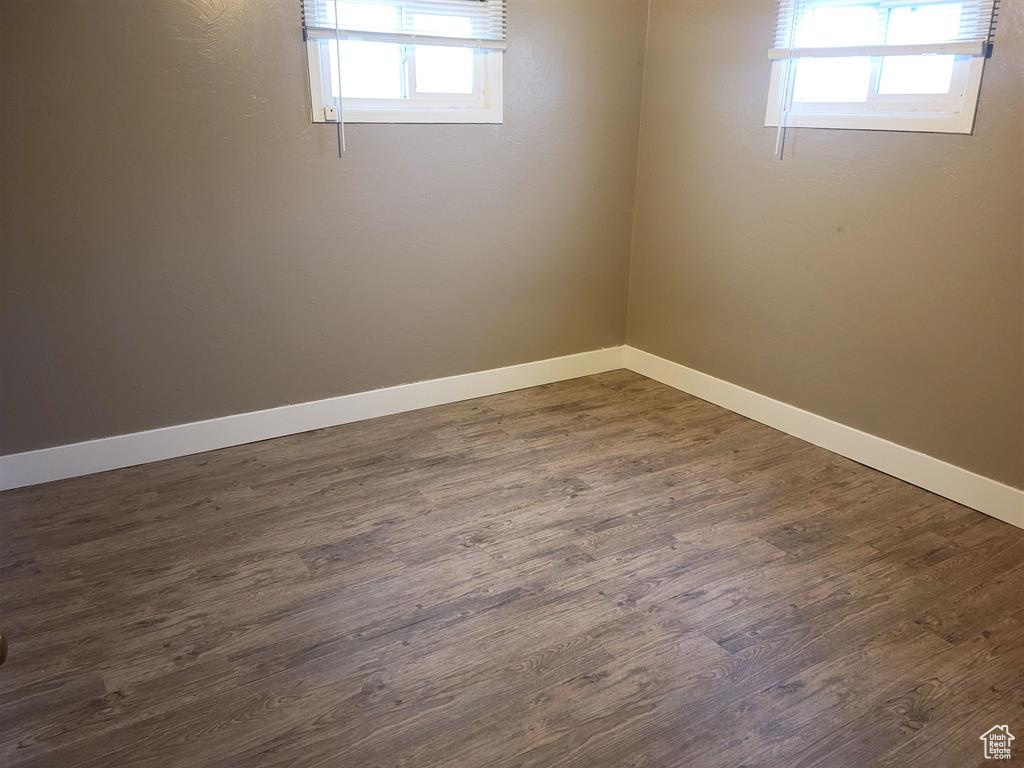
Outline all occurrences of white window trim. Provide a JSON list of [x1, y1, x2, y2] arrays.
[[306, 42, 503, 125], [765, 54, 985, 134], [761, 0, 991, 135]]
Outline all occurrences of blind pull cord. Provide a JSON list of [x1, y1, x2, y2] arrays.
[[775, 55, 795, 160], [775, 2, 800, 161], [334, 0, 347, 156]]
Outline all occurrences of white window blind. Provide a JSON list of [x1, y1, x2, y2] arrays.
[[770, 0, 998, 59], [301, 0, 508, 50]]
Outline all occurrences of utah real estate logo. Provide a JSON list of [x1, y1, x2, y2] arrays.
[[980, 725, 1015, 760]]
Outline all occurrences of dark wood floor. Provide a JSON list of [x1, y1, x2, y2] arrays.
[[2, 371, 1022, 767]]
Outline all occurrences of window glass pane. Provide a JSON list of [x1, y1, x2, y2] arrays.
[[329, 40, 403, 99], [409, 11, 472, 37], [334, 1, 401, 33], [884, 3, 963, 44], [878, 55, 956, 94], [415, 46, 474, 94], [796, 5, 881, 47], [793, 57, 872, 103], [408, 14, 475, 95]]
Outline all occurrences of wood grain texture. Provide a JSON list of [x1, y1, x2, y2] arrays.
[[1, 371, 1022, 767]]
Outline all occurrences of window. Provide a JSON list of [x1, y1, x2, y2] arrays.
[[301, 0, 506, 124], [765, 0, 997, 133]]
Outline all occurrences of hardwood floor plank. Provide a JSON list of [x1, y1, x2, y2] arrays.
[[2, 371, 1021, 767]]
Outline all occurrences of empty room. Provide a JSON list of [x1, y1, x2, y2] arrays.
[[1, 0, 1022, 765]]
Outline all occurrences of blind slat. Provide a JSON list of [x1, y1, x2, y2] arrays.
[[301, 0, 507, 50], [768, 40, 987, 58], [771, 0, 998, 58]]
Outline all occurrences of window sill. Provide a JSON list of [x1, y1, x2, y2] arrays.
[[765, 111, 975, 134], [332, 106, 503, 124]]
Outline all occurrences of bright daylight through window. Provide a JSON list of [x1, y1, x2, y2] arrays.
[[301, 0, 506, 124], [766, 0, 998, 133]]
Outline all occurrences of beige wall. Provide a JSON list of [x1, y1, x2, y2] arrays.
[[627, 0, 1024, 488], [3, 0, 1021, 490], [0, 0, 648, 454]]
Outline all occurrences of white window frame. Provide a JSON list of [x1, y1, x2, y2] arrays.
[[765, 53, 985, 133], [306, 40, 503, 125]]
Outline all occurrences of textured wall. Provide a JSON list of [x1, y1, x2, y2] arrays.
[[4, 0, 1021, 490], [0, 0, 648, 453], [627, 0, 1024, 488]]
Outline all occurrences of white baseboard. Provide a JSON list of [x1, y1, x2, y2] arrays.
[[0, 347, 627, 491], [624, 346, 1023, 530], [4, 343, 1020, 532]]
